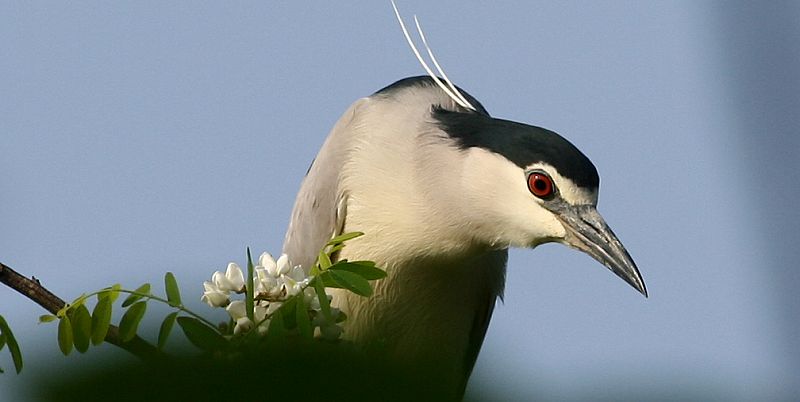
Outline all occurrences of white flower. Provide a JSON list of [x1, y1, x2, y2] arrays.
[[276, 254, 291, 276], [255, 266, 281, 297], [253, 303, 270, 334], [283, 279, 302, 296], [227, 300, 274, 335], [255, 253, 308, 298], [233, 317, 253, 335], [201, 281, 230, 307], [254, 303, 268, 322], [200, 262, 244, 308], [201, 250, 337, 338], [226, 300, 246, 320], [278, 263, 309, 297], [226, 300, 254, 335], [259, 252, 278, 276], [288, 265, 307, 283], [212, 262, 245, 293]]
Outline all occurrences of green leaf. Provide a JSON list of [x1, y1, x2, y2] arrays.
[[164, 272, 182, 307], [0, 316, 23, 373], [312, 277, 332, 321], [295, 294, 312, 339], [246, 248, 255, 323], [58, 317, 73, 356], [319, 271, 344, 289], [91, 298, 112, 345], [118, 301, 147, 342], [326, 231, 364, 246], [72, 305, 92, 353], [121, 283, 151, 307], [277, 297, 297, 329], [328, 269, 373, 297], [176, 317, 226, 352], [330, 261, 387, 280], [0, 332, 5, 351], [98, 284, 122, 303], [265, 309, 286, 341], [327, 243, 345, 255], [39, 314, 57, 324], [157, 312, 178, 350], [318, 250, 332, 270], [348, 260, 375, 267]]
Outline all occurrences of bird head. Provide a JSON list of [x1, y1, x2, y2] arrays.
[[434, 107, 647, 297], [384, 4, 646, 298]]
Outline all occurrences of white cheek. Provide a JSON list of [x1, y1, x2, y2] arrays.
[[460, 149, 567, 248], [506, 202, 566, 247]]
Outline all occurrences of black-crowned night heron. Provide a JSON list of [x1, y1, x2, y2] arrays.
[[282, 5, 646, 399]]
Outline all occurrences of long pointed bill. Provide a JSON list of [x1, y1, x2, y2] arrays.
[[554, 204, 647, 297]]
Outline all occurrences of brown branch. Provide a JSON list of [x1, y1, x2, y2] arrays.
[[0, 261, 159, 361]]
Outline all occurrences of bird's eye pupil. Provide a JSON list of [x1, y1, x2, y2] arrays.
[[527, 172, 554, 198]]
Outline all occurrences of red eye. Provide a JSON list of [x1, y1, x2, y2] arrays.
[[527, 171, 554, 198]]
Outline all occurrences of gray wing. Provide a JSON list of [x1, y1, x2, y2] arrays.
[[458, 249, 508, 398], [282, 98, 369, 270]]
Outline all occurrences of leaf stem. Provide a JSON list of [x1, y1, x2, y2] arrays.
[[114, 290, 220, 331]]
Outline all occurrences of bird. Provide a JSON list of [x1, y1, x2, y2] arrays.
[[282, 4, 646, 400]]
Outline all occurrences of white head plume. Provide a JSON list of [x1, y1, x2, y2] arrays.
[[390, 1, 476, 111]]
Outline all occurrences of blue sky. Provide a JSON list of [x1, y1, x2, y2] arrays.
[[2, 2, 798, 400]]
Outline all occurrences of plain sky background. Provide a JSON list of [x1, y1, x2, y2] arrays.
[[2, 2, 798, 401]]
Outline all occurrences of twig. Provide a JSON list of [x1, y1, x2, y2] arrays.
[[0, 261, 159, 360]]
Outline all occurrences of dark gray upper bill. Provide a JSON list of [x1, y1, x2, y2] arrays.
[[552, 203, 647, 297]]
